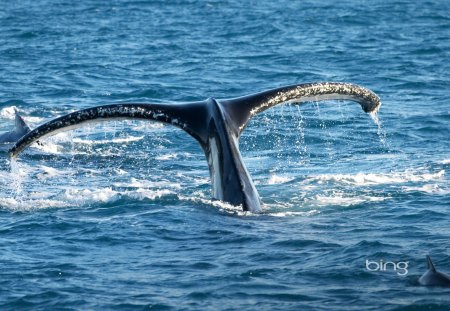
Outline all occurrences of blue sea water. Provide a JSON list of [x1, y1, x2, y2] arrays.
[[1, 0, 449, 310]]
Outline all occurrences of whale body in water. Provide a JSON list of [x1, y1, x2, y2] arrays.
[[0, 111, 30, 144], [419, 255, 450, 287], [9, 82, 381, 212]]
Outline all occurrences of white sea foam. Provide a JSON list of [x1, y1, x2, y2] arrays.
[[0, 106, 17, 119], [402, 184, 450, 195], [178, 193, 320, 217], [36, 166, 64, 180], [27, 132, 73, 154], [307, 192, 386, 206], [154, 152, 192, 161], [178, 194, 249, 215], [63, 188, 121, 203], [306, 170, 445, 186], [0, 186, 177, 211], [126, 188, 175, 200], [113, 168, 128, 175], [72, 136, 144, 145], [0, 107, 45, 124], [25, 116, 45, 124], [113, 177, 182, 189], [156, 153, 178, 161], [267, 174, 294, 185], [269, 210, 320, 217], [33, 141, 61, 154], [0, 197, 68, 210]]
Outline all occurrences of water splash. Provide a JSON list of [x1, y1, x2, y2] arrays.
[[370, 112, 388, 148], [313, 102, 335, 160], [294, 105, 309, 160], [9, 158, 24, 198]]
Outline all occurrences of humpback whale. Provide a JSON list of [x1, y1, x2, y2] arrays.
[[9, 82, 381, 212], [419, 255, 450, 287], [0, 111, 31, 144]]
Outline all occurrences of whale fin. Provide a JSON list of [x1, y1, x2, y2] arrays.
[[0, 111, 31, 144], [220, 82, 381, 136], [427, 255, 437, 272], [9, 102, 209, 157], [15, 112, 31, 134]]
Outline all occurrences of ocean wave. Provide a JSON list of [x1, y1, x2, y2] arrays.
[[0, 187, 177, 211], [0, 197, 69, 210]]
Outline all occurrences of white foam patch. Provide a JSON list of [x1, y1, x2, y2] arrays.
[[36, 166, 64, 180], [113, 168, 128, 175], [0, 197, 68, 210], [0, 106, 17, 119], [33, 141, 61, 154], [267, 174, 294, 185], [269, 210, 320, 217], [62, 188, 121, 203], [0, 107, 44, 125], [113, 177, 182, 190], [178, 192, 317, 217], [307, 193, 387, 207], [1, 160, 179, 211], [154, 152, 193, 161], [61, 187, 177, 204], [180, 193, 322, 217], [72, 136, 144, 145], [0, 187, 177, 211], [156, 153, 178, 161], [440, 159, 450, 165], [26, 132, 74, 155], [126, 188, 174, 200], [402, 184, 450, 195], [306, 170, 445, 186], [25, 116, 45, 124], [178, 193, 250, 215]]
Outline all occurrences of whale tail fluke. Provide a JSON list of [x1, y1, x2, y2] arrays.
[[14, 111, 31, 134], [8, 82, 381, 212]]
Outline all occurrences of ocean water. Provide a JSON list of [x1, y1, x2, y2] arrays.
[[1, 0, 449, 310]]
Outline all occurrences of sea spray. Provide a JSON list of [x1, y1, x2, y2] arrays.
[[313, 101, 335, 161], [9, 157, 23, 199], [370, 111, 389, 148], [294, 105, 308, 160]]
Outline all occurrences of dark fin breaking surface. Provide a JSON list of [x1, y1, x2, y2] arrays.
[[427, 255, 437, 272]]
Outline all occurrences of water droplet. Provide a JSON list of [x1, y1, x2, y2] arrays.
[[370, 112, 388, 148]]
